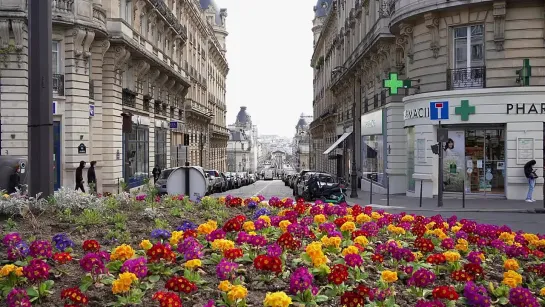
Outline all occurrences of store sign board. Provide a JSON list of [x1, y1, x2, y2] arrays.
[[404, 107, 430, 120], [506, 103, 545, 114], [361, 109, 383, 135]]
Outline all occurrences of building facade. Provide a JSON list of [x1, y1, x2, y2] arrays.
[[0, 0, 229, 193], [310, 0, 545, 200], [293, 114, 312, 171], [226, 106, 258, 173]]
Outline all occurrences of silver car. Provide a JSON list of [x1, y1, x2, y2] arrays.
[[154, 168, 177, 195]]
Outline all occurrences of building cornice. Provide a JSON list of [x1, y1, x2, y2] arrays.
[[311, 4, 337, 64]]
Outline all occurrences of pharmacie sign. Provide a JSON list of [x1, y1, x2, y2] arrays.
[[506, 103, 545, 114], [404, 107, 430, 119]]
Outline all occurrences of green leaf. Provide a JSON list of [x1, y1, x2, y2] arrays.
[[498, 297, 509, 305], [315, 295, 329, 302], [26, 287, 38, 297], [148, 275, 160, 283]]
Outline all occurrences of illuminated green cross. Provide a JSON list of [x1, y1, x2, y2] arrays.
[[383, 73, 411, 95], [517, 58, 531, 86], [455, 100, 475, 121]]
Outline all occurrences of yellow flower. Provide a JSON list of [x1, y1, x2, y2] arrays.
[[169, 231, 184, 246], [451, 225, 462, 233], [218, 196, 226, 203], [306, 242, 328, 267], [401, 215, 414, 222], [341, 245, 359, 256], [387, 224, 406, 235], [197, 220, 218, 235], [211, 239, 235, 252], [540, 287, 545, 296], [279, 220, 291, 233], [502, 270, 522, 288], [2, 194, 9, 199], [371, 212, 382, 220], [413, 251, 423, 260], [443, 251, 461, 262], [243, 221, 256, 232], [263, 291, 293, 307], [499, 232, 515, 245], [381, 270, 398, 283], [425, 222, 436, 230], [258, 215, 271, 226], [139, 240, 153, 251], [112, 272, 137, 294], [184, 259, 202, 269], [356, 214, 371, 224], [249, 231, 257, 235], [503, 259, 519, 271], [354, 236, 369, 246], [455, 238, 469, 252], [343, 215, 355, 222], [218, 280, 233, 292], [0, 264, 18, 277], [110, 244, 135, 261], [227, 285, 248, 301], [314, 214, 326, 224], [321, 236, 341, 248], [433, 229, 448, 240], [340, 221, 356, 232]]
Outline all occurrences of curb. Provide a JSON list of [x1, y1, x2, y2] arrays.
[[384, 208, 545, 214]]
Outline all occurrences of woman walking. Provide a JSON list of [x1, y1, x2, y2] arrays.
[[524, 159, 538, 202]]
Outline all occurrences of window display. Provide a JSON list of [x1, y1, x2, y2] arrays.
[[124, 126, 149, 188], [362, 135, 385, 186], [407, 127, 415, 191]]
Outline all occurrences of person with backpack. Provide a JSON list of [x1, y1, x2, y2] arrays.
[[523, 159, 538, 202], [75, 161, 86, 192]]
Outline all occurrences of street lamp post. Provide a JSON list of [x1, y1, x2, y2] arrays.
[[350, 100, 358, 198]]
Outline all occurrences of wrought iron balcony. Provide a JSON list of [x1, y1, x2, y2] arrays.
[[446, 66, 486, 90], [53, 74, 64, 96], [122, 88, 137, 108]]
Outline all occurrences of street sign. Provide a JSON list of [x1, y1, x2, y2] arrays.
[[430, 101, 449, 120], [169, 121, 178, 129], [89, 104, 95, 117], [437, 128, 449, 143], [78, 143, 86, 154]]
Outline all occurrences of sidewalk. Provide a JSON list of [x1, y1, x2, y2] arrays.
[[346, 191, 545, 213]]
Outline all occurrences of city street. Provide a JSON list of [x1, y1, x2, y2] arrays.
[[214, 180, 544, 234]]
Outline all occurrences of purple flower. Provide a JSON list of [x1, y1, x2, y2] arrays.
[[467, 251, 484, 265], [267, 244, 282, 257], [440, 238, 455, 249], [177, 237, 203, 260], [52, 233, 74, 252], [150, 229, 171, 240], [463, 281, 491, 307], [2, 232, 22, 247], [121, 257, 148, 278], [23, 259, 50, 282], [247, 201, 257, 209], [29, 240, 53, 258], [206, 229, 226, 242], [177, 221, 197, 231], [289, 267, 314, 294], [203, 300, 216, 307], [407, 268, 436, 288], [6, 288, 31, 307], [309, 205, 323, 215], [216, 258, 238, 280], [361, 222, 379, 237], [345, 254, 363, 268], [253, 208, 271, 220], [236, 232, 251, 245], [319, 222, 336, 233], [415, 299, 446, 307], [79, 252, 108, 275], [7, 241, 29, 261], [248, 235, 268, 247], [508, 287, 540, 307], [254, 218, 267, 230]]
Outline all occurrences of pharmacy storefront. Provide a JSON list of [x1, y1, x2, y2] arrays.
[[403, 87, 545, 200]]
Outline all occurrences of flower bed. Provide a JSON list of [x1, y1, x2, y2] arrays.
[[1, 192, 545, 307]]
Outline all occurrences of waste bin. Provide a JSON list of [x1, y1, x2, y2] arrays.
[[0, 156, 28, 193]]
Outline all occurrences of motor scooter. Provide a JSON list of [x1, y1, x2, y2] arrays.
[[304, 175, 346, 204]]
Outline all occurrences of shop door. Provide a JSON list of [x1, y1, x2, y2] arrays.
[[465, 129, 505, 195], [53, 121, 61, 191]]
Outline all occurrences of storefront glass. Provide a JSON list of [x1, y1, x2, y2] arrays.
[[124, 126, 149, 188], [362, 135, 385, 186], [407, 127, 415, 191], [155, 128, 167, 169]]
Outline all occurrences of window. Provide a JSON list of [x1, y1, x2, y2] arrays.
[[406, 126, 415, 191], [155, 128, 167, 169], [123, 125, 149, 188], [454, 25, 484, 69], [52, 41, 60, 74], [124, 0, 133, 25], [361, 135, 385, 186]]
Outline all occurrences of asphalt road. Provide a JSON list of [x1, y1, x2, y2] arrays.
[[214, 180, 545, 234]]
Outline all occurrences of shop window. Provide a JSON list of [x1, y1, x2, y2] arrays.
[[406, 126, 415, 191], [361, 135, 385, 186], [448, 24, 485, 89], [155, 128, 168, 169], [123, 125, 149, 188]]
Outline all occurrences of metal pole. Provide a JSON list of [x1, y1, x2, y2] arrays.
[[369, 176, 373, 204], [350, 100, 358, 198], [419, 179, 423, 207], [463, 172, 466, 208], [438, 121, 444, 207], [199, 132, 203, 167], [28, 0, 53, 198], [386, 173, 390, 206]]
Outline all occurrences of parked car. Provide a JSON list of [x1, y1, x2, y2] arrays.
[[238, 172, 248, 186], [290, 174, 299, 190], [154, 167, 177, 195], [222, 172, 235, 190], [206, 170, 225, 193], [229, 172, 242, 188], [204, 172, 214, 195], [294, 170, 314, 197], [248, 174, 256, 183]]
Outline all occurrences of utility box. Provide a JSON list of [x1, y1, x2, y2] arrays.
[[0, 156, 28, 193], [166, 166, 207, 201]]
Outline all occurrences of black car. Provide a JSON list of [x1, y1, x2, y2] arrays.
[[223, 172, 235, 190]]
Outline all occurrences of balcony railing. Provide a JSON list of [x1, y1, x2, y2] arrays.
[[446, 66, 486, 90], [122, 88, 137, 108], [53, 74, 64, 96], [52, 0, 74, 14]]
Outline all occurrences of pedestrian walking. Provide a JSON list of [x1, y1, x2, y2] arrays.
[[152, 165, 161, 183], [75, 161, 86, 192], [524, 159, 538, 202], [87, 161, 97, 194], [7, 165, 21, 194]]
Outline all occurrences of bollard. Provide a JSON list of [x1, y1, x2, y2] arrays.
[[419, 180, 423, 207], [117, 178, 120, 194], [386, 174, 390, 206], [369, 177, 373, 204], [462, 182, 466, 209]]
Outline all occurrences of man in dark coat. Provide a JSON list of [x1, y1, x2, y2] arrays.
[[8, 165, 21, 194], [87, 161, 97, 194], [152, 165, 161, 183], [75, 161, 86, 192]]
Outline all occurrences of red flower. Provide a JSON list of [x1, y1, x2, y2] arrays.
[[351, 230, 367, 240], [146, 243, 176, 263], [182, 230, 198, 239], [61, 287, 89, 305], [411, 224, 427, 237], [351, 205, 364, 217], [451, 270, 473, 282], [277, 232, 301, 251], [463, 263, 484, 278], [294, 203, 308, 215], [226, 197, 243, 207], [533, 250, 545, 258], [426, 253, 446, 265], [414, 237, 435, 253], [354, 284, 371, 297], [327, 264, 349, 285], [222, 215, 246, 232], [371, 254, 384, 263], [334, 217, 348, 228], [82, 240, 100, 252], [152, 291, 182, 307], [223, 248, 244, 260], [165, 276, 197, 294], [53, 252, 73, 264], [432, 285, 459, 300], [253, 255, 282, 274], [340, 291, 365, 307]]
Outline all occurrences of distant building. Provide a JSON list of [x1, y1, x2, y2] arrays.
[[226, 107, 258, 172], [293, 114, 311, 172]]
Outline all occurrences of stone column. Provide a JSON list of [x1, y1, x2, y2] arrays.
[[63, 27, 94, 188], [102, 45, 128, 192], [0, 19, 28, 157], [90, 40, 108, 192]]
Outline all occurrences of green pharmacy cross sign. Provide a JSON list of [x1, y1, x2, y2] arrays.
[[455, 99, 475, 121], [383, 72, 412, 95], [516, 58, 531, 86]]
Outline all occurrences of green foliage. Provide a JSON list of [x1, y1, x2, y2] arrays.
[[154, 218, 169, 229], [76, 209, 104, 227]]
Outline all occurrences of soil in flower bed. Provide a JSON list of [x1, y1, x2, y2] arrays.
[[1, 194, 545, 307]]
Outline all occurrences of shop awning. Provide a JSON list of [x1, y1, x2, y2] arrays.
[[323, 131, 352, 155]]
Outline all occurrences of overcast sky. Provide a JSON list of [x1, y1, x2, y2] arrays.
[[215, 0, 315, 137]]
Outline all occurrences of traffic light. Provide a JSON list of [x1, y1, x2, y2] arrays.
[[431, 144, 439, 155], [183, 134, 189, 146]]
